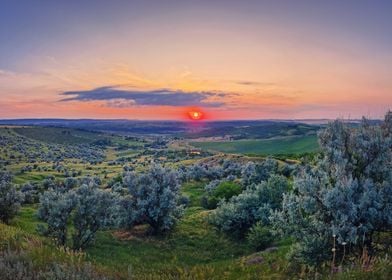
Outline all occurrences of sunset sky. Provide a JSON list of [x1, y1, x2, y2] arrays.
[[0, 0, 391, 120]]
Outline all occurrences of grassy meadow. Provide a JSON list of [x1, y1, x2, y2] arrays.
[[1, 124, 391, 279]]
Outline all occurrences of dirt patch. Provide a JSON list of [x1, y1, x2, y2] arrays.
[[112, 225, 151, 241], [244, 255, 264, 266]]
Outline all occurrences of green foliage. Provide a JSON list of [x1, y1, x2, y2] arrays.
[[213, 181, 242, 200], [247, 222, 274, 251], [210, 175, 289, 237], [202, 181, 242, 209], [0, 172, 23, 224]]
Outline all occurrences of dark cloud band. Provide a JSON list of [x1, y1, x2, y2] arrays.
[[60, 86, 225, 107]]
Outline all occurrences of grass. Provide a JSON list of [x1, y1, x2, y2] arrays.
[[182, 181, 206, 207], [191, 135, 319, 156], [5, 169, 392, 278], [7, 182, 292, 278]]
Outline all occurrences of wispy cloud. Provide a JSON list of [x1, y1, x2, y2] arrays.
[[233, 80, 277, 86], [60, 86, 227, 107]]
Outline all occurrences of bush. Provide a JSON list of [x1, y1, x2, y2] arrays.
[[202, 181, 242, 209], [210, 175, 289, 237], [179, 195, 190, 207], [247, 222, 274, 251], [123, 164, 184, 235], [0, 172, 23, 224], [241, 158, 279, 187], [37, 189, 76, 247], [272, 111, 392, 266], [72, 184, 119, 250], [0, 249, 111, 280], [20, 183, 39, 204], [38, 183, 118, 250]]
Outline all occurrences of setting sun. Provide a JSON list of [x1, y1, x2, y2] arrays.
[[188, 110, 203, 120]]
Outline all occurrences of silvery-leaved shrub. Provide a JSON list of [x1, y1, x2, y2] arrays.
[[0, 171, 23, 224], [271, 111, 392, 266], [123, 164, 183, 235], [72, 183, 119, 250], [210, 175, 289, 237], [241, 158, 279, 187], [37, 188, 76, 246], [38, 181, 119, 250]]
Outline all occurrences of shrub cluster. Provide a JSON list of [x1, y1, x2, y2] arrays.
[[0, 172, 23, 224]]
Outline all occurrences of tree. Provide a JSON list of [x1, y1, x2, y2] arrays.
[[123, 164, 183, 235], [272, 112, 392, 265], [0, 172, 23, 224]]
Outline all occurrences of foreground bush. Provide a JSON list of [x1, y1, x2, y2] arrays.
[[37, 188, 75, 247], [123, 164, 184, 235], [72, 184, 119, 250], [272, 111, 392, 266], [0, 172, 23, 224], [0, 249, 111, 280], [38, 180, 118, 250], [247, 222, 274, 251]]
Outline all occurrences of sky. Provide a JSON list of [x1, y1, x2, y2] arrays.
[[0, 0, 391, 120]]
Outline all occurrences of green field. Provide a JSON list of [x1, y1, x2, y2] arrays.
[[191, 135, 319, 156]]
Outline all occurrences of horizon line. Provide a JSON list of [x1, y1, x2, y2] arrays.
[[0, 117, 377, 122]]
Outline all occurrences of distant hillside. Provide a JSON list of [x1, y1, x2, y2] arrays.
[[0, 119, 323, 139], [10, 127, 112, 145]]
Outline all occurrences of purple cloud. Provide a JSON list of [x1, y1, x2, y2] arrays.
[[60, 86, 225, 107]]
